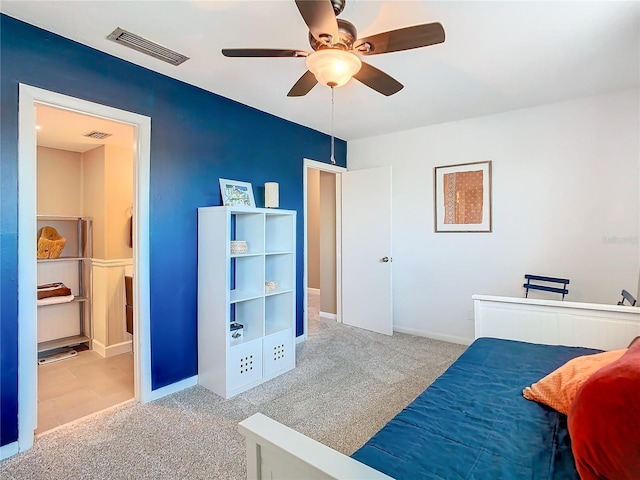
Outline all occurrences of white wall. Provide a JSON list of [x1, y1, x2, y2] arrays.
[[104, 144, 134, 260], [37, 147, 82, 215], [82, 144, 133, 352], [348, 89, 640, 344], [82, 146, 106, 258]]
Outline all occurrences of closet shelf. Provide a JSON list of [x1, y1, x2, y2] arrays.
[[38, 256, 90, 263], [38, 335, 90, 353], [36, 215, 91, 222], [37, 295, 89, 307]]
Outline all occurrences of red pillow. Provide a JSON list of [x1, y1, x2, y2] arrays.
[[568, 342, 640, 479]]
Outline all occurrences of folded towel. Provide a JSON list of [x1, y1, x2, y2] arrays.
[[37, 294, 74, 306], [37, 282, 72, 299]]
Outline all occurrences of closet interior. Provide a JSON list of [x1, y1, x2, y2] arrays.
[[35, 104, 135, 434]]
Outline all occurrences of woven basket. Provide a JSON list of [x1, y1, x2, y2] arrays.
[[230, 240, 248, 254], [37, 226, 66, 259], [265, 280, 278, 293]]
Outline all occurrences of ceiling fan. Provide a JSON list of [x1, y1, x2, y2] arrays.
[[222, 0, 445, 97]]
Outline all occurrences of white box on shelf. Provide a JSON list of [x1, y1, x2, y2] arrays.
[[230, 322, 244, 345]]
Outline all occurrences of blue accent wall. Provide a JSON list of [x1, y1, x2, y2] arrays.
[[0, 14, 346, 447]]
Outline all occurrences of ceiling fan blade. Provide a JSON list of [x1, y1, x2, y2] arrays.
[[353, 62, 403, 96], [222, 48, 308, 58], [354, 22, 445, 55], [295, 0, 339, 43], [287, 70, 318, 97]]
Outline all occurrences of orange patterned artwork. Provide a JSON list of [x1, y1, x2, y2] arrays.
[[434, 161, 492, 232], [443, 170, 484, 224]]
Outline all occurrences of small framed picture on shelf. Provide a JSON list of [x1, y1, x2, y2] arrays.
[[219, 178, 255, 207]]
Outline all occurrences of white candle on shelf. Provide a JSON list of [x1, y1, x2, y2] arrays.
[[265, 182, 279, 208]]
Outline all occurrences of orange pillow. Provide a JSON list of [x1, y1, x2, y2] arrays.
[[522, 349, 626, 414]]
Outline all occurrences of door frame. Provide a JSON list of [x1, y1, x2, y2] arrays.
[[17, 84, 152, 452], [302, 158, 346, 341]]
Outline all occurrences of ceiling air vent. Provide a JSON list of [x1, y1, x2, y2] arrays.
[[107, 27, 189, 66], [84, 131, 112, 139]]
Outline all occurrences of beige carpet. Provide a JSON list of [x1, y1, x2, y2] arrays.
[[1, 292, 466, 479]]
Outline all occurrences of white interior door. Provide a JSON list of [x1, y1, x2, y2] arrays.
[[342, 166, 392, 335]]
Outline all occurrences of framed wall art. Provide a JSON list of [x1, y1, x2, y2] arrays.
[[434, 160, 492, 232], [219, 178, 256, 207]]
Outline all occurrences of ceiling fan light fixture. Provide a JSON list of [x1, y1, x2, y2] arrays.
[[306, 48, 361, 88]]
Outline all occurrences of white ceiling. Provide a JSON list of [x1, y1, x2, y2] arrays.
[[36, 104, 135, 153], [3, 1, 639, 141]]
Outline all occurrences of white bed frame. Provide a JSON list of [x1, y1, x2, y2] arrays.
[[239, 295, 640, 480], [473, 294, 640, 351]]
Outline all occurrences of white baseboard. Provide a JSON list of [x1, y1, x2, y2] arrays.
[[393, 326, 473, 346], [319, 311, 337, 321], [92, 339, 133, 358], [0, 441, 19, 461], [150, 375, 198, 401]]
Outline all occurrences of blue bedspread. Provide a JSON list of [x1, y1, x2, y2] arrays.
[[351, 337, 601, 480]]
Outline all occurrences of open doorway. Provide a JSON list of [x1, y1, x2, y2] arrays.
[[303, 159, 346, 339], [18, 84, 152, 453], [34, 104, 135, 433], [304, 160, 394, 338]]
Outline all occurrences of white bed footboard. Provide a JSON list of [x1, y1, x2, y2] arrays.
[[473, 295, 640, 350], [238, 413, 392, 480]]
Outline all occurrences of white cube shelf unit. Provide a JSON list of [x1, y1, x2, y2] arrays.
[[197, 206, 296, 398]]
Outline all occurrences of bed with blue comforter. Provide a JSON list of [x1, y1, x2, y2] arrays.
[[350, 337, 600, 480]]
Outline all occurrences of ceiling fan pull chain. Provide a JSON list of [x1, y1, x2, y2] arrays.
[[330, 86, 336, 165]]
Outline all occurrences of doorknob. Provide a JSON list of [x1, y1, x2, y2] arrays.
[[381, 256, 390, 263]]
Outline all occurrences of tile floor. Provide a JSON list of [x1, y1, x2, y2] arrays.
[[36, 350, 134, 435]]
